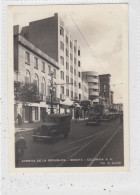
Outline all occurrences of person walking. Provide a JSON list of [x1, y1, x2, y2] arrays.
[[75, 109, 79, 123], [15, 114, 22, 128]]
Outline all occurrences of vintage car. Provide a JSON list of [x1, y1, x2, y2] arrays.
[[101, 114, 111, 122], [32, 114, 71, 142], [15, 131, 27, 161], [86, 113, 101, 126]]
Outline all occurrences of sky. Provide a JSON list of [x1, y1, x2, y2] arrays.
[[12, 4, 128, 103]]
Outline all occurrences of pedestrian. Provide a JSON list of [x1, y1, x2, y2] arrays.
[[75, 109, 79, 122], [15, 114, 22, 127]]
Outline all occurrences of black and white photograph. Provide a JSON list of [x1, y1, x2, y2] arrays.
[[10, 4, 128, 169]]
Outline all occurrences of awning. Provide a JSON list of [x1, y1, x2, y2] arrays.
[[60, 98, 74, 106]]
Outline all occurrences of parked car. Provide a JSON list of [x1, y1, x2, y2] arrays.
[[15, 131, 27, 161], [32, 114, 71, 142], [86, 113, 101, 126]]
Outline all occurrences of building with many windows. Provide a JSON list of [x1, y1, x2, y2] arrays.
[[20, 13, 82, 102], [14, 25, 60, 123], [82, 71, 99, 104]]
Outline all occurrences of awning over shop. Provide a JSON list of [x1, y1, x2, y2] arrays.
[[60, 98, 74, 106]]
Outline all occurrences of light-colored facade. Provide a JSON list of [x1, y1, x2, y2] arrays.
[[82, 71, 99, 104], [14, 26, 60, 122], [21, 13, 82, 102]]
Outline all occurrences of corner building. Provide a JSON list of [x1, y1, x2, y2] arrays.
[[21, 13, 82, 102], [14, 25, 60, 123]]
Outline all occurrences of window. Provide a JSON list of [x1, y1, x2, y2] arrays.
[[35, 107, 38, 120], [74, 69, 76, 76], [41, 77, 45, 95], [74, 46, 76, 53], [66, 49, 69, 57], [78, 72, 81, 78], [34, 74, 39, 88], [66, 75, 69, 83], [53, 69, 56, 79], [61, 71, 64, 80], [79, 83, 81, 89], [66, 62, 69, 70], [66, 35, 68, 44], [78, 49, 80, 56], [74, 58, 76, 65], [42, 62, 45, 73], [66, 89, 69, 97], [70, 66, 73, 73], [71, 91, 73, 98], [34, 57, 38, 69], [61, 86, 64, 94], [79, 94, 81, 100], [60, 41, 64, 51], [74, 80, 76, 87], [25, 70, 30, 83], [70, 41, 73, 49], [25, 52, 30, 64], [48, 65, 51, 75], [70, 53, 73, 61], [74, 92, 77, 99], [60, 56, 64, 65], [78, 61, 81, 67], [70, 78, 73, 84], [60, 26, 64, 36]]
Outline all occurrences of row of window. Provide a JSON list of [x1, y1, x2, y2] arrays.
[[60, 86, 81, 99], [25, 52, 57, 78], [60, 70, 81, 80], [25, 70, 46, 95], [60, 27, 80, 56], [60, 56, 81, 68], [60, 43, 81, 58]]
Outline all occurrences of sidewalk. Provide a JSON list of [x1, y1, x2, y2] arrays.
[[15, 118, 88, 132]]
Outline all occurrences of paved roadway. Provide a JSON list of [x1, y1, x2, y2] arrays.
[[16, 118, 124, 167]]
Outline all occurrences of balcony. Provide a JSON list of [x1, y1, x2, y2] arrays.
[[89, 91, 99, 96], [60, 94, 66, 101], [36, 94, 46, 102], [88, 83, 99, 89], [87, 78, 98, 83]]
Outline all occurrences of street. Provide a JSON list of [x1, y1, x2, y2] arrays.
[[16, 118, 124, 167]]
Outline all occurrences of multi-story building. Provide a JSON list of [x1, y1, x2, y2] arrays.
[[99, 74, 111, 100], [20, 13, 82, 102], [99, 74, 111, 113], [14, 25, 60, 123], [110, 91, 114, 109], [82, 71, 99, 104]]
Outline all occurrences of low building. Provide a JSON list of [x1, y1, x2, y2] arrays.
[[14, 25, 60, 123]]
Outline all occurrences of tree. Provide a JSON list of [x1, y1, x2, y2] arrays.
[[14, 82, 39, 124]]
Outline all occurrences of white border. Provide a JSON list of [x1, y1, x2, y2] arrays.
[[1, 0, 140, 194]]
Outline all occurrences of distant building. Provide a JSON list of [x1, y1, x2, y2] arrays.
[[14, 25, 60, 122], [99, 74, 111, 99], [98, 74, 111, 114], [82, 71, 99, 104], [20, 13, 82, 102]]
